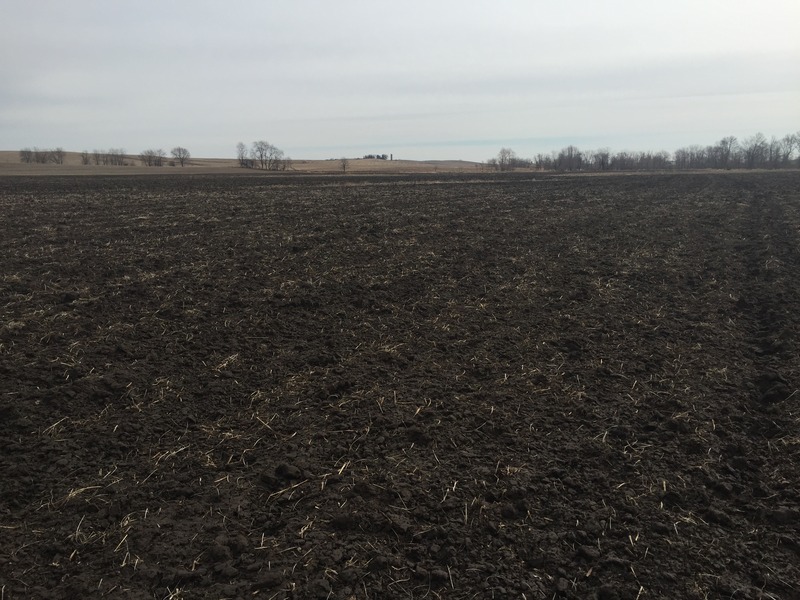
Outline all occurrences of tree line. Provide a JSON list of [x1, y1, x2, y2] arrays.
[[20, 131, 798, 172], [20, 147, 191, 167], [19, 147, 66, 164], [20, 141, 287, 169], [138, 147, 191, 167], [81, 149, 127, 166], [489, 131, 800, 172]]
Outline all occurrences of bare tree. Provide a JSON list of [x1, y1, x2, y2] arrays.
[[340, 157, 349, 173], [497, 147, 517, 171], [594, 148, 610, 170], [766, 136, 783, 169], [533, 153, 552, 171], [171, 146, 190, 167], [33, 148, 49, 163], [109, 149, 126, 166], [19, 148, 33, 163], [49, 148, 65, 164], [266, 145, 285, 170], [251, 141, 270, 170], [741, 133, 767, 169], [688, 145, 707, 169], [780, 133, 797, 167], [717, 136, 738, 169], [236, 142, 252, 168], [555, 145, 583, 171], [651, 151, 671, 170], [611, 150, 639, 171]]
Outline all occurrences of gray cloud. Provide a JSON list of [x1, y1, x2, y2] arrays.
[[1, 0, 798, 160]]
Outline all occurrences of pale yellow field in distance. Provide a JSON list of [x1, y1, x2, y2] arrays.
[[0, 151, 484, 176]]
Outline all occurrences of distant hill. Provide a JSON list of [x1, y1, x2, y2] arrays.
[[0, 151, 485, 176]]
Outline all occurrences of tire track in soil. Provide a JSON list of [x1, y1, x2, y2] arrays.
[[741, 180, 800, 404], [649, 174, 800, 599], [713, 175, 800, 598]]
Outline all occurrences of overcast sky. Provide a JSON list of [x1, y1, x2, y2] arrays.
[[1, 0, 798, 161]]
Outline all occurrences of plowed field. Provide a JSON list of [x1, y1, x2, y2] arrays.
[[1, 172, 798, 599]]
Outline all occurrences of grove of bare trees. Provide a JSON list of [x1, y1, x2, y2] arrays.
[[486, 147, 532, 171], [237, 141, 288, 170], [139, 149, 167, 167], [491, 131, 799, 172], [90, 149, 127, 166], [19, 147, 65, 164]]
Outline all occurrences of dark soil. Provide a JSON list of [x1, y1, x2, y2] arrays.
[[1, 172, 799, 599]]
